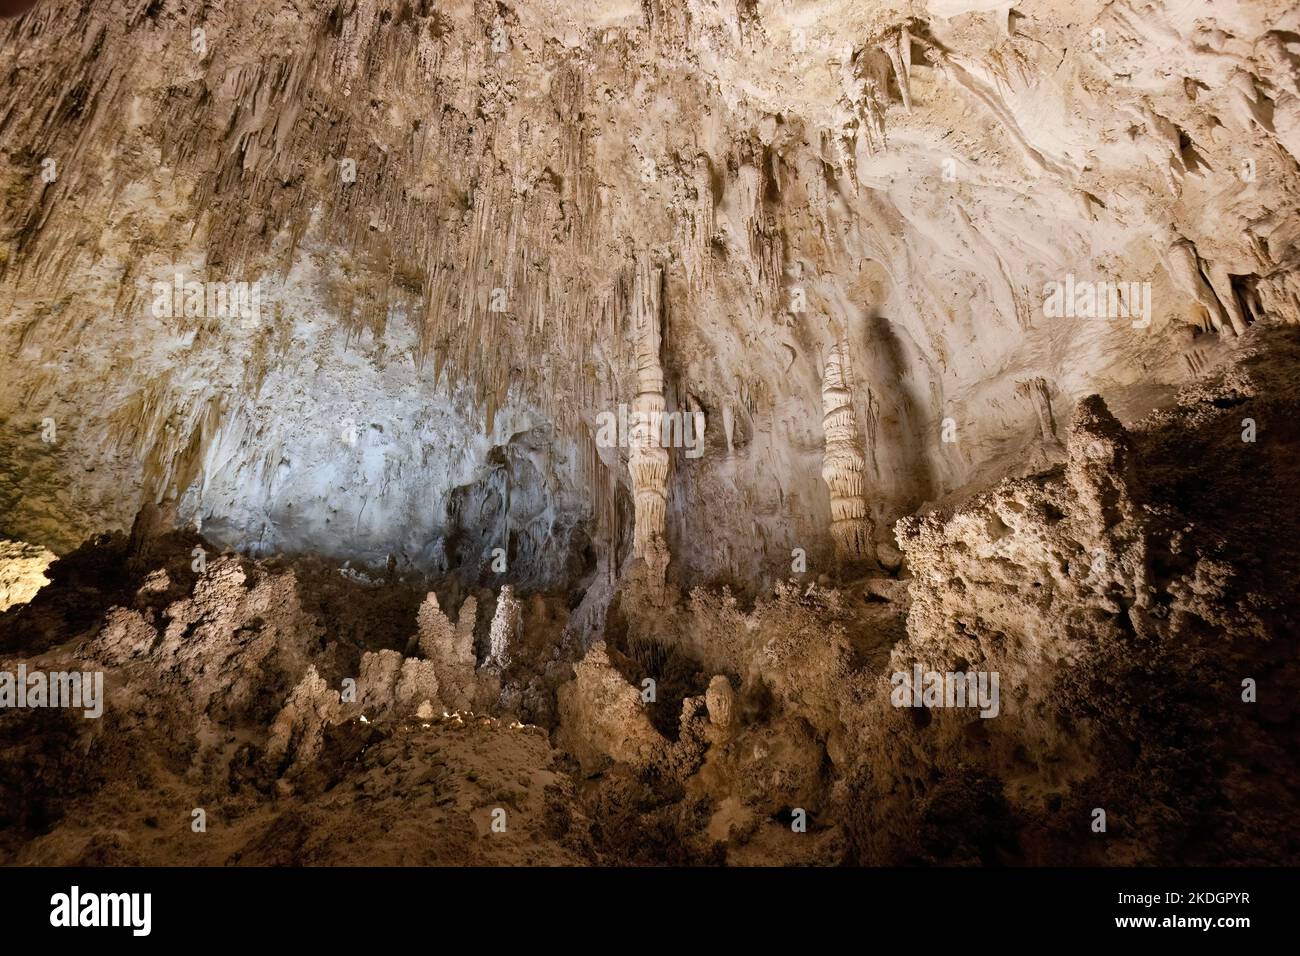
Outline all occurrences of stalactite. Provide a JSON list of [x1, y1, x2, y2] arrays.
[[821, 341, 872, 561], [0, 1, 633, 482], [1017, 377, 1058, 441], [677, 154, 715, 291], [883, 31, 913, 113], [3, 0, 1289, 587]]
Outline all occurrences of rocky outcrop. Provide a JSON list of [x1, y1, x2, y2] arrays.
[[704, 674, 735, 738], [840, 342, 1300, 865], [79, 606, 157, 666], [416, 591, 476, 711], [0, 538, 53, 612], [2, 325, 1300, 867], [556, 641, 667, 774], [356, 649, 440, 720], [265, 665, 340, 780]]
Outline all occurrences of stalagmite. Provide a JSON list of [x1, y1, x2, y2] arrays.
[[0, 539, 55, 613], [485, 585, 520, 671], [416, 592, 456, 661], [455, 596, 478, 663], [628, 257, 670, 587], [705, 675, 735, 733], [821, 341, 873, 561]]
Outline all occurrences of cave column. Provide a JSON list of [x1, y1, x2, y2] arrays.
[[821, 340, 873, 561], [628, 257, 670, 588]]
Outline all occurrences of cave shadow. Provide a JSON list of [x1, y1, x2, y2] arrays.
[[857, 309, 938, 518]]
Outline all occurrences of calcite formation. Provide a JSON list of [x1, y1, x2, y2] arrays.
[[627, 257, 671, 586], [0, 0, 1298, 873], [821, 342, 873, 561], [356, 649, 440, 718], [265, 665, 339, 779], [555, 641, 668, 774], [485, 585, 520, 672], [416, 591, 477, 710], [704, 674, 736, 738], [5, 0, 1296, 585], [0, 539, 53, 612], [1, 329, 1298, 866]]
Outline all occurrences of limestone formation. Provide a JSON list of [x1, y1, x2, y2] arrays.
[[628, 257, 670, 587], [880, 29, 912, 114], [394, 658, 440, 716], [821, 342, 873, 561], [1, 1, 1297, 591], [454, 596, 478, 665], [0, 0, 1297, 874], [485, 586, 520, 672], [1017, 377, 1059, 442], [356, 650, 405, 716], [416, 592, 456, 662], [705, 675, 736, 737], [124, 499, 179, 576], [265, 666, 341, 778], [417, 591, 476, 710], [354, 650, 440, 718], [556, 641, 668, 774], [79, 606, 158, 666], [0, 538, 54, 612]]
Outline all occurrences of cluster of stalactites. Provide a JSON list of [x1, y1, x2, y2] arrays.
[[628, 257, 670, 587], [821, 341, 873, 560]]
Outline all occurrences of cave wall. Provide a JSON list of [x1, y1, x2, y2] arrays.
[[1, 0, 1298, 587]]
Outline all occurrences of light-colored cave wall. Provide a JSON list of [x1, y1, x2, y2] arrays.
[[1, 0, 1297, 586]]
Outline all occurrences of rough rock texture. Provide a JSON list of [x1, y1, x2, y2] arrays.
[[0, 536, 595, 865], [264, 666, 339, 780], [0, 538, 53, 611], [415, 590, 476, 710], [485, 584, 519, 672], [843, 329, 1300, 865], [2, 322, 1298, 864], [4, 1, 1298, 590], [704, 674, 735, 734], [0, 0, 1298, 869], [821, 341, 873, 561], [556, 641, 667, 774], [355, 649, 441, 719]]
